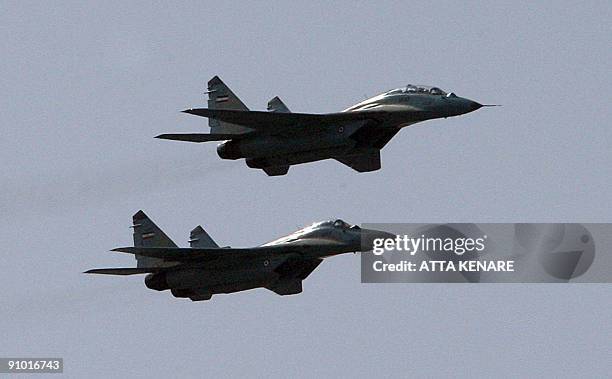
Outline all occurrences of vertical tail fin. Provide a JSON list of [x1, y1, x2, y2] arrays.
[[132, 211, 177, 268], [207, 76, 252, 135], [189, 226, 219, 248], [267, 96, 291, 113]]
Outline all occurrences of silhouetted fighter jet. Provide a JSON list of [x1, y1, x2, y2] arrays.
[[85, 211, 393, 301], [157, 76, 497, 176]]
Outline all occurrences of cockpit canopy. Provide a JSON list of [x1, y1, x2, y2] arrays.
[[333, 219, 350, 228], [311, 219, 352, 229], [384, 84, 448, 96]]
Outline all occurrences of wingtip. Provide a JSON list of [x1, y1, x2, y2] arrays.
[[111, 247, 133, 253], [83, 268, 107, 274]]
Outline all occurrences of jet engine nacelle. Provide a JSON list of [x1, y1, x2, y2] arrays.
[[217, 141, 243, 160], [144, 273, 169, 291]]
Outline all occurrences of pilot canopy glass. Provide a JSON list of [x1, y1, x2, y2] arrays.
[[309, 219, 351, 229], [384, 85, 447, 96]]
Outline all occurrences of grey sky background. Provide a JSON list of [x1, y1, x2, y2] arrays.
[[1, 1, 611, 377]]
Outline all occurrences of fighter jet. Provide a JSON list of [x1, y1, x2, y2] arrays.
[[157, 76, 496, 176], [85, 211, 393, 301]]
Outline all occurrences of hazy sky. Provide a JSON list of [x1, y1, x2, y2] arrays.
[[1, 1, 611, 377]]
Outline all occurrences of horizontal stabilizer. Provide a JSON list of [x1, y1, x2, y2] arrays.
[[155, 133, 252, 143], [84, 267, 160, 275]]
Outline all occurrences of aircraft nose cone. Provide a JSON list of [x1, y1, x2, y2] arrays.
[[360, 229, 396, 250], [469, 101, 483, 111]]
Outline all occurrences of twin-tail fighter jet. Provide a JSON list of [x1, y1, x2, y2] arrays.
[[85, 211, 393, 301], [157, 76, 496, 175]]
